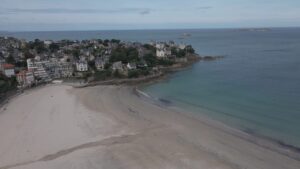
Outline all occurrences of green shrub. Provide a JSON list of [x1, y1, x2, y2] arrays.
[[128, 70, 140, 78]]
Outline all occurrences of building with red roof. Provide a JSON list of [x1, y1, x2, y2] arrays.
[[1, 64, 15, 77]]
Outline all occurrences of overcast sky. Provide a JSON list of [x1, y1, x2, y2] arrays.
[[1, 0, 300, 31]]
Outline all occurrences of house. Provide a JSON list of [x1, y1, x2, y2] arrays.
[[76, 60, 88, 72], [155, 42, 171, 58], [16, 70, 35, 88], [112, 61, 123, 71], [58, 62, 73, 77], [156, 49, 166, 58], [127, 62, 137, 70], [165, 48, 172, 56], [44, 40, 53, 46], [2, 64, 15, 77], [179, 44, 186, 50], [138, 47, 146, 58], [156, 43, 165, 49], [27, 59, 36, 69], [156, 48, 171, 58], [47, 60, 73, 78], [95, 57, 106, 71], [27, 59, 51, 82], [34, 67, 51, 82]]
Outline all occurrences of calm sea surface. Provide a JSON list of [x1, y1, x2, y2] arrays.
[[2, 28, 300, 147]]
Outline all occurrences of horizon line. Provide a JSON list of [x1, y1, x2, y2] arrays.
[[1, 26, 300, 33]]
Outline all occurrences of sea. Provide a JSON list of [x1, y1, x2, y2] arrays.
[[1, 28, 300, 148]]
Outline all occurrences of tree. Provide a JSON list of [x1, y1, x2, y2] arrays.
[[143, 44, 156, 54], [126, 47, 139, 63], [113, 70, 123, 78], [24, 50, 34, 59], [103, 39, 110, 46], [94, 70, 112, 81], [31, 39, 46, 54], [128, 70, 140, 78], [104, 39, 110, 43], [49, 43, 60, 52], [110, 47, 139, 63], [177, 49, 186, 58], [157, 59, 174, 66], [88, 61, 96, 70], [111, 39, 120, 44], [97, 39, 103, 44], [15, 61, 27, 68], [143, 53, 157, 67], [186, 45, 195, 54], [0, 75, 17, 94], [6, 54, 16, 64], [104, 63, 112, 70], [171, 47, 186, 58], [72, 49, 80, 59]]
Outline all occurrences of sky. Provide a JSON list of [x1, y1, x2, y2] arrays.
[[0, 0, 300, 31]]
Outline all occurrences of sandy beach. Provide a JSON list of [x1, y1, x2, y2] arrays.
[[0, 84, 299, 169]]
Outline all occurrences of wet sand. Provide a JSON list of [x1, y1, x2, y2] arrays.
[[0, 85, 299, 169]]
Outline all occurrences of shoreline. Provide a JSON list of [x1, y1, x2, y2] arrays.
[[0, 84, 299, 168], [134, 87, 300, 161], [73, 54, 201, 88]]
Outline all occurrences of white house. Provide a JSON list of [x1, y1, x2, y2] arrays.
[[16, 70, 35, 88], [44, 40, 53, 46], [95, 58, 106, 71], [156, 48, 171, 58], [59, 62, 73, 77], [3, 64, 15, 77], [112, 61, 123, 71], [27, 59, 37, 69], [156, 43, 165, 49], [27, 59, 51, 82], [156, 49, 166, 58], [76, 60, 88, 72], [179, 44, 186, 50], [155, 42, 171, 58], [127, 62, 137, 70]]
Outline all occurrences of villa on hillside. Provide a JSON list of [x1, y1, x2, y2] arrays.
[[16, 70, 35, 88], [2, 64, 15, 77], [76, 60, 88, 72], [112, 61, 124, 72], [127, 62, 137, 70], [95, 57, 106, 71], [156, 48, 172, 58], [155, 42, 172, 58]]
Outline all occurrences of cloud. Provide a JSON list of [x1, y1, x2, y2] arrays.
[[195, 6, 213, 10], [140, 9, 151, 15], [2, 8, 152, 15]]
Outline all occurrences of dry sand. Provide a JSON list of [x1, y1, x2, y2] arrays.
[[0, 84, 299, 169]]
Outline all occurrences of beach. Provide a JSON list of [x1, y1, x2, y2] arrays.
[[0, 84, 299, 169]]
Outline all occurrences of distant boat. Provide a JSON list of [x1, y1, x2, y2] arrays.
[[183, 33, 191, 37], [179, 33, 192, 39]]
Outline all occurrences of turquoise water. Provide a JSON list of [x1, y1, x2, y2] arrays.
[[2, 28, 300, 147]]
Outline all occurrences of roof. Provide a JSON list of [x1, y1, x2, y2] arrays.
[[17, 70, 27, 76], [3, 64, 15, 69]]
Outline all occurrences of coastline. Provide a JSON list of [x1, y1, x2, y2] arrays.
[[75, 54, 202, 88], [134, 87, 300, 160], [0, 84, 299, 169]]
